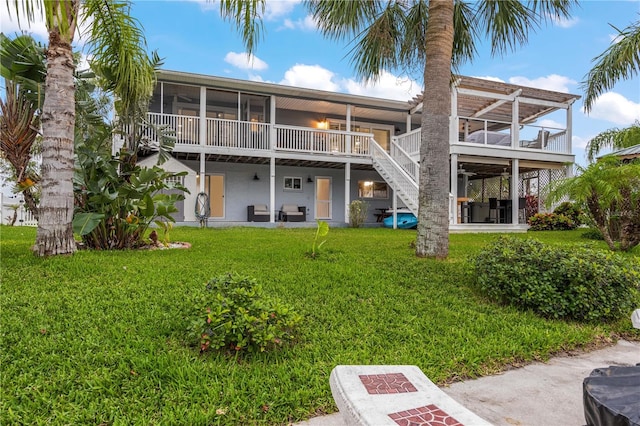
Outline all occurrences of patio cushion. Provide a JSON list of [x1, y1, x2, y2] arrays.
[[282, 204, 303, 215]]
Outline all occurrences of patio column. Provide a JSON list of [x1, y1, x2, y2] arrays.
[[270, 156, 276, 223], [566, 100, 574, 154], [450, 154, 458, 225], [199, 86, 207, 147], [346, 104, 352, 155], [344, 163, 351, 224], [199, 154, 205, 193], [406, 114, 411, 133], [511, 97, 520, 148], [269, 96, 276, 151], [511, 159, 519, 225], [450, 86, 458, 145]]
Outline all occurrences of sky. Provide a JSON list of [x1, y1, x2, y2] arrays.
[[1, 0, 639, 170]]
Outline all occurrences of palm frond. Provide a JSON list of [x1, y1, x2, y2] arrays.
[[582, 18, 640, 112], [586, 121, 640, 162], [305, 0, 380, 42], [219, 0, 266, 56], [451, 0, 478, 71]]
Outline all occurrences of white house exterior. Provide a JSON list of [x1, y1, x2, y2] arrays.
[[119, 69, 579, 230]]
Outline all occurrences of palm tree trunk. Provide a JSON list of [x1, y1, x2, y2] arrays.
[[416, 0, 454, 259], [33, 28, 77, 256]]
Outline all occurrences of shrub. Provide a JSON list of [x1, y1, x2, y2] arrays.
[[528, 212, 576, 231], [553, 202, 583, 225], [348, 200, 369, 228], [473, 236, 639, 322], [188, 274, 302, 354], [581, 228, 604, 241]]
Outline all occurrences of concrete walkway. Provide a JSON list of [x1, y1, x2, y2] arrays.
[[294, 339, 639, 426]]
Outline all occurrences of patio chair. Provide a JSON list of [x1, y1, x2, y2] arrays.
[[279, 204, 306, 222], [526, 130, 550, 149], [247, 204, 270, 222]]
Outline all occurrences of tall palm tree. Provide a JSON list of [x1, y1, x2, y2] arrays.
[[306, 0, 576, 258], [7, 0, 156, 256], [582, 18, 640, 112]]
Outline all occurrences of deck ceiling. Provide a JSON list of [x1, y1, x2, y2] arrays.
[[171, 152, 375, 170]]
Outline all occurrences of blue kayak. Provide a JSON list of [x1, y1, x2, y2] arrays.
[[383, 212, 417, 229]]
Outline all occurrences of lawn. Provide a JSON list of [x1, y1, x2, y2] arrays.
[[1, 226, 638, 425]]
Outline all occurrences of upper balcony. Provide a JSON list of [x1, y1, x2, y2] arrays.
[[131, 71, 580, 165]]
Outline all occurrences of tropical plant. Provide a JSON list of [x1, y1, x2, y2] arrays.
[[6, 0, 156, 256], [546, 156, 640, 251], [310, 219, 329, 258], [348, 200, 369, 228], [73, 142, 187, 249], [582, 18, 640, 112], [0, 33, 47, 217], [585, 121, 640, 163], [306, 0, 576, 258]]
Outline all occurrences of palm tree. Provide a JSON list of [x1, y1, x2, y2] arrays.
[[546, 156, 640, 252], [306, 0, 576, 258], [585, 121, 640, 162], [6, 0, 156, 256], [582, 18, 640, 112]]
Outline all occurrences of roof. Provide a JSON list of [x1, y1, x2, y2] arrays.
[[604, 144, 640, 160], [157, 70, 581, 129]]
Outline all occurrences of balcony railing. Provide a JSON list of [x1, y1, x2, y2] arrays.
[[145, 113, 372, 157]]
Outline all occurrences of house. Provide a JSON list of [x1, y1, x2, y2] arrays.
[[124, 69, 580, 230]]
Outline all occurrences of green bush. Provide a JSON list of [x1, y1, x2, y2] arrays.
[[553, 201, 583, 225], [348, 200, 369, 228], [188, 274, 302, 354], [528, 212, 576, 231], [473, 236, 639, 322], [581, 228, 604, 241]]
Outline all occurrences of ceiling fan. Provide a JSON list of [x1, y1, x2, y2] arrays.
[[457, 165, 476, 176], [501, 167, 510, 177]]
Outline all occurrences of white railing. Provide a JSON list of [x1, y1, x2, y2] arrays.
[[546, 130, 569, 153], [390, 139, 419, 181], [1, 196, 37, 226], [206, 118, 270, 150], [146, 112, 200, 145], [274, 125, 371, 157], [370, 141, 419, 214], [394, 128, 421, 156]]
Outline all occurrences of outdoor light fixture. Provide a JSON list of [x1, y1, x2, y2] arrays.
[[253, 173, 260, 181], [307, 176, 313, 183]]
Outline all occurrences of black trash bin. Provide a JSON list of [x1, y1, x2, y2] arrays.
[[583, 365, 640, 426]]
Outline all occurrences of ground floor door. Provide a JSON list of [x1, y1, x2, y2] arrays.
[[197, 174, 225, 218], [315, 177, 332, 219]]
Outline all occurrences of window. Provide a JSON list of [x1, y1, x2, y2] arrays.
[[358, 181, 389, 199], [284, 177, 302, 191]]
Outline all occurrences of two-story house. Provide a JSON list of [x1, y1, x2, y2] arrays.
[[128, 69, 579, 230]]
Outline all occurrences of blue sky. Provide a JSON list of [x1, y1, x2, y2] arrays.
[[1, 0, 639, 168]]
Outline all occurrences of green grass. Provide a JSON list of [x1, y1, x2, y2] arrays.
[[1, 226, 638, 425]]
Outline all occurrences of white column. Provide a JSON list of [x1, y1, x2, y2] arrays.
[[344, 163, 351, 224], [199, 86, 207, 147], [346, 104, 352, 154], [512, 98, 520, 148], [450, 154, 458, 224], [199, 86, 207, 194], [450, 83, 459, 144], [160, 82, 164, 115], [406, 114, 411, 133], [199, 154, 205, 193], [566, 101, 574, 154], [392, 191, 397, 229], [511, 159, 519, 225], [269, 96, 276, 151], [270, 156, 276, 223]]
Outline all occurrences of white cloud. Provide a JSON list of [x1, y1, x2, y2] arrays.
[[224, 52, 268, 71], [0, 3, 49, 41], [551, 15, 579, 29], [265, 0, 301, 20], [584, 92, 640, 126], [280, 15, 316, 31], [279, 64, 340, 92], [343, 71, 421, 101], [183, 0, 217, 12], [572, 134, 590, 150], [508, 74, 576, 93], [537, 119, 564, 130]]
